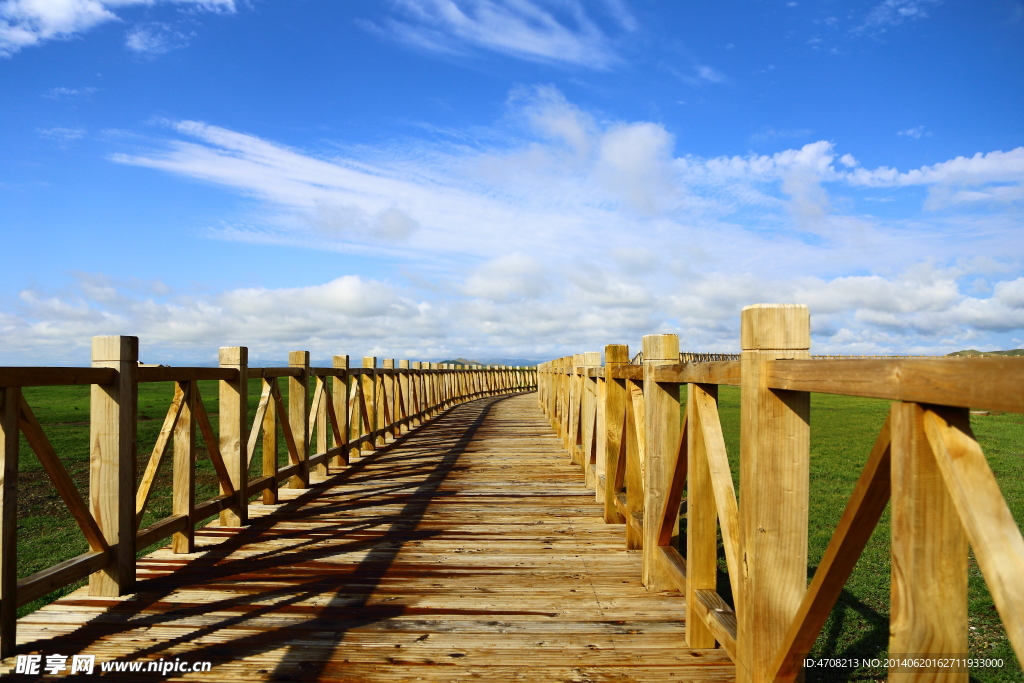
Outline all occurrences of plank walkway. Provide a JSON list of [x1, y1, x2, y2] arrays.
[[6, 393, 733, 682]]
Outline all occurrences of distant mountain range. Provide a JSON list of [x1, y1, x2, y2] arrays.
[[947, 349, 1024, 357]]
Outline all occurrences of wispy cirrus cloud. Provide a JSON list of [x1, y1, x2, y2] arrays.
[[0, 0, 235, 57], [856, 0, 941, 33], [362, 0, 634, 68]]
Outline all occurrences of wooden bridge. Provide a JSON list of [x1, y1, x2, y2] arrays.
[[1, 303, 1023, 681]]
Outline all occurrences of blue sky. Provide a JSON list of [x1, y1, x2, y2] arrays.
[[1, 0, 1023, 364]]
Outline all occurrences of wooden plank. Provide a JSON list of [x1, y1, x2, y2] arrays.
[[172, 379, 196, 554], [191, 384, 236, 497], [736, 305, 810, 683], [650, 361, 742, 386], [694, 589, 738, 661], [193, 493, 237, 521], [262, 379, 278, 505], [245, 475, 275, 497], [770, 414, 892, 683], [288, 350, 310, 488], [138, 367, 237, 383], [765, 357, 1024, 414], [246, 382, 273, 468], [657, 410, 687, 547], [0, 386, 17, 658], [686, 382, 716, 648], [655, 544, 687, 593], [270, 380, 301, 469], [136, 514, 189, 549], [923, 406, 1024, 665], [246, 367, 303, 379], [16, 551, 110, 608], [609, 365, 644, 381], [332, 355, 349, 467], [18, 396, 109, 552], [693, 387, 741, 596], [88, 336, 138, 596], [219, 346, 248, 528], [0, 367, 116, 387], [642, 334, 679, 591], [361, 357, 377, 452], [136, 382, 186, 525], [889, 401, 967, 679], [275, 463, 301, 483]]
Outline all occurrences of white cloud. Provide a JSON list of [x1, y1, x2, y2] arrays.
[[0, 0, 235, 56], [37, 126, 86, 142], [43, 85, 98, 98], [858, 0, 940, 33], [365, 0, 622, 68], [125, 21, 190, 54], [7, 87, 1002, 361], [897, 125, 931, 139]]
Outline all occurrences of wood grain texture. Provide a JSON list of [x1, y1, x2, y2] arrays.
[[0, 387, 18, 658], [137, 383, 186, 525], [602, 346, 629, 525], [89, 336, 138, 597], [642, 334, 680, 591], [686, 383, 716, 648], [922, 406, 1024, 666], [890, 402, 968, 682], [172, 380, 196, 555], [770, 414, 892, 683], [3, 393, 730, 682], [736, 305, 810, 683], [288, 351, 310, 489], [765, 357, 1024, 414], [0, 367, 115, 387]]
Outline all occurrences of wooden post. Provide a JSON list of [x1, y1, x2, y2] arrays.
[[262, 380, 278, 504], [603, 345, 628, 524], [314, 371, 328, 479], [383, 359, 396, 439], [0, 386, 18, 658], [399, 360, 410, 433], [642, 334, 680, 590], [736, 304, 811, 683], [686, 382, 717, 647], [288, 350, 309, 488], [362, 357, 377, 451], [172, 380, 196, 554], [219, 347, 248, 527], [333, 355, 349, 467], [376, 360, 388, 445], [89, 336, 138, 595], [890, 402, 968, 678], [410, 362, 422, 427], [583, 351, 600, 488]]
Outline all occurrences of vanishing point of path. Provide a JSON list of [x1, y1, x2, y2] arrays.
[[11, 393, 733, 682]]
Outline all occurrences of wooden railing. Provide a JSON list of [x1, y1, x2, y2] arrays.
[[537, 303, 1024, 683], [0, 337, 536, 657]]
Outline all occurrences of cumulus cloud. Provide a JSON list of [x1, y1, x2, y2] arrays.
[[363, 0, 626, 68], [0, 0, 235, 56]]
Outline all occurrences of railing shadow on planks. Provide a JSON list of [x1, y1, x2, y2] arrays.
[[0, 339, 536, 658], [538, 303, 1024, 683]]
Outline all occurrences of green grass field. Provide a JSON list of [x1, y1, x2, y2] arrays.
[[10, 383, 1024, 681]]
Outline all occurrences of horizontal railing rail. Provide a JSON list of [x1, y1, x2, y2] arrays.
[[537, 303, 1024, 683], [0, 338, 537, 657]]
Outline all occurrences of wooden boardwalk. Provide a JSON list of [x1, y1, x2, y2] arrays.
[[8, 393, 732, 682]]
